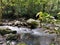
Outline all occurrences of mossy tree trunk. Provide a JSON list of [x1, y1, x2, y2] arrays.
[[0, 0, 2, 22]]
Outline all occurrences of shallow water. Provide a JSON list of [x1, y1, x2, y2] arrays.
[[0, 26, 57, 45]]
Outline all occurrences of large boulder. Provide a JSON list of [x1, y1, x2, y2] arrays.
[[27, 19, 40, 29]]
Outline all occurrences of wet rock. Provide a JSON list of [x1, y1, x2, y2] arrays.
[[2, 23, 8, 26], [0, 35, 6, 45], [23, 22, 28, 26], [55, 35, 60, 45], [7, 22, 13, 26], [27, 19, 40, 29], [27, 19, 36, 23], [5, 34, 18, 41], [14, 20, 21, 26]]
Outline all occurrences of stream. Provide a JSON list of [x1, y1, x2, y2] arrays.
[[0, 26, 57, 45]]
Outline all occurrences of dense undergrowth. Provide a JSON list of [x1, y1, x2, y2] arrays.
[[0, 0, 59, 20]]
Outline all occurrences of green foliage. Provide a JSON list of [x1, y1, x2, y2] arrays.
[[1, 0, 59, 19], [36, 11, 56, 23]]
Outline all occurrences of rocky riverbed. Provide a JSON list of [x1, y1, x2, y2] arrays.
[[0, 19, 60, 45], [0, 26, 59, 45]]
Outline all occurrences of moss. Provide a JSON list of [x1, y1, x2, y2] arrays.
[[0, 29, 17, 35], [17, 42, 27, 45], [27, 19, 39, 29], [30, 21, 39, 29], [6, 34, 18, 41]]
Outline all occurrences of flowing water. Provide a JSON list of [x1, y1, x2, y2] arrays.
[[0, 26, 57, 45]]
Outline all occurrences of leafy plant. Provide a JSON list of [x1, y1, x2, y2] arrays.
[[36, 11, 56, 23], [1, 0, 59, 19]]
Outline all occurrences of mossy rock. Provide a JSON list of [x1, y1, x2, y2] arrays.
[[30, 21, 39, 29], [27, 19, 40, 29], [6, 34, 18, 41], [17, 42, 27, 45], [0, 29, 17, 35]]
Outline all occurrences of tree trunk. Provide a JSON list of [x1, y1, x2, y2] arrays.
[[0, 0, 2, 22]]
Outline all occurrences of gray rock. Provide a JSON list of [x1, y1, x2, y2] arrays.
[[27, 19, 40, 28], [14, 20, 21, 25]]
